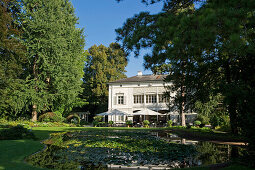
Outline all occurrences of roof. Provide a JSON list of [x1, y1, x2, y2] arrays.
[[109, 74, 168, 84]]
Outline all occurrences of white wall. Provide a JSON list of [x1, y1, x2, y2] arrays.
[[108, 81, 175, 114]]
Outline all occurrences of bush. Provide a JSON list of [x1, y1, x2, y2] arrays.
[[194, 120, 202, 126], [92, 121, 99, 127], [108, 120, 114, 127], [210, 114, 230, 131], [196, 114, 210, 124], [143, 120, 150, 128], [66, 114, 80, 125], [0, 125, 35, 140], [93, 116, 103, 122], [92, 116, 104, 127], [80, 119, 89, 126], [126, 120, 132, 127], [38, 112, 64, 122], [167, 120, 173, 127]]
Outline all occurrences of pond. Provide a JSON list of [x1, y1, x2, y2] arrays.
[[26, 130, 245, 170]]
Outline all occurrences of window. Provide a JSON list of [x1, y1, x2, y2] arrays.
[[146, 94, 157, 103], [158, 94, 169, 103], [134, 95, 144, 104], [118, 95, 124, 104]]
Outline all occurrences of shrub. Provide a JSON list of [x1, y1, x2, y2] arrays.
[[66, 114, 80, 125], [92, 121, 99, 127], [143, 120, 150, 128], [196, 114, 210, 124], [108, 120, 114, 127], [126, 120, 132, 127], [167, 120, 173, 127], [92, 116, 103, 127], [38, 112, 64, 122], [93, 116, 103, 122], [194, 120, 202, 126], [210, 115, 220, 128], [210, 114, 230, 131], [80, 119, 89, 126], [0, 125, 35, 140]]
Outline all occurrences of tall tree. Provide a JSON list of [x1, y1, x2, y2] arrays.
[[116, 0, 255, 151], [21, 0, 85, 121], [83, 43, 127, 114], [0, 0, 26, 117], [116, 4, 197, 126]]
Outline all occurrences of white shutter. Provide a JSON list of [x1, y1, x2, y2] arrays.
[[124, 96, 127, 105], [114, 96, 117, 105]]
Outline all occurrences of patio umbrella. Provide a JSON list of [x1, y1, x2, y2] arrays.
[[107, 109, 130, 123], [132, 108, 166, 121], [98, 109, 130, 123], [96, 112, 109, 116]]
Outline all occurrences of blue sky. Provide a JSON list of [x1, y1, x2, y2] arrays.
[[71, 0, 163, 77]]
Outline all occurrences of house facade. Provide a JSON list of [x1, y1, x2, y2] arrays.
[[107, 71, 177, 124]]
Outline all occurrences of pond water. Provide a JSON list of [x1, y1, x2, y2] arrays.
[[26, 130, 245, 170]]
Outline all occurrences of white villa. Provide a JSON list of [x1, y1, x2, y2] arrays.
[[106, 71, 175, 125], [105, 71, 197, 125]]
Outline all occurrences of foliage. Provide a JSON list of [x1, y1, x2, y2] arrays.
[[0, 0, 27, 117], [83, 43, 127, 114], [125, 120, 132, 126], [143, 120, 150, 128], [108, 120, 114, 126], [80, 119, 89, 126], [0, 125, 35, 140], [66, 114, 80, 125], [196, 114, 210, 125], [116, 0, 255, 151], [93, 116, 103, 122], [167, 120, 173, 127], [0, 118, 75, 128], [195, 141, 229, 165], [194, 120, 202, 126], [92, 116, 103, 127], [38, 112, 64, 122], [92, 121, 99, 127], [20, 0, 85, 121]]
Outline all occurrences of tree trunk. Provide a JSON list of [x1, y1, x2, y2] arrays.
[[224, 60, 238, 135], [180, 85, 186, 126], [32, 54, 38, 121], [32, 104, 37, 122], [180, 100, 186, 126], [228, 100, 238, 135]]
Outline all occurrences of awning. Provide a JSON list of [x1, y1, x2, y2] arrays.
[[97, 109, 130, 116], [131, 108, 166, 116]]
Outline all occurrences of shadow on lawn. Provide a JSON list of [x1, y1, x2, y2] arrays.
[[0, 139, 46, 170]]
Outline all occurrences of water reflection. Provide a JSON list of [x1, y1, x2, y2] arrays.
[[152, 131, 244, 166], [26, 130, 245, 169]]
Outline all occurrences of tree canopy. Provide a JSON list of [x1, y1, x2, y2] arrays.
[[83, 43, 127, 114], [0, 0, 86, 121], [21, 0, 85, 121], [0, 0, 26, 117], [116, 0, 255, 149]]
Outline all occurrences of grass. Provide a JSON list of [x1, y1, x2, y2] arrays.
[[0, 126, 252, 170], [168, 126, 246, 142]]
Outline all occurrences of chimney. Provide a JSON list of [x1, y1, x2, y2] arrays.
[[137, 71, 142, 76]]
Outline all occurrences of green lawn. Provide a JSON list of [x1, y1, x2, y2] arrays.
[[0, 127, 252, 170], [0, 127, 73, 170], [0, 127, 159, 170]]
